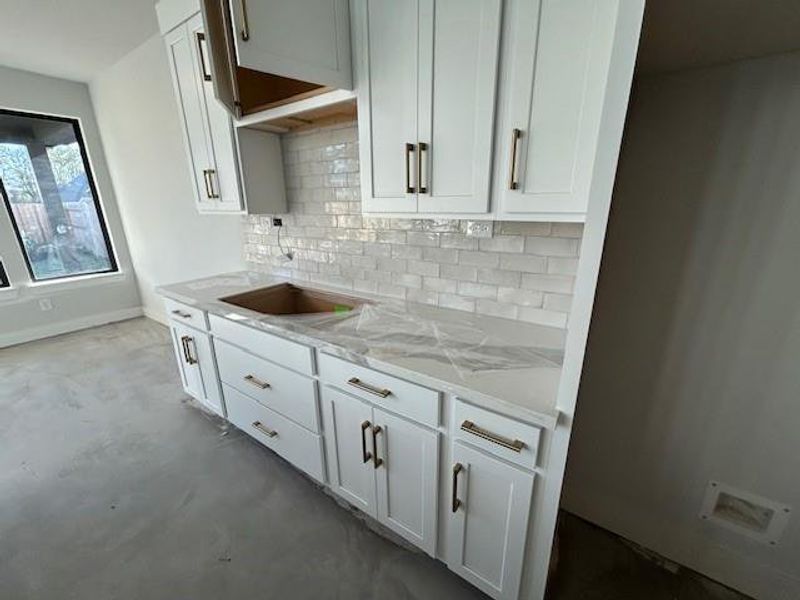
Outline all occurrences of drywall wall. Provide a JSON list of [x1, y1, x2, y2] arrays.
[[91, 34, 245, 324], [0, 65, 141, 348], [562, 51, 800, 600], [244, 123, 583, 327]]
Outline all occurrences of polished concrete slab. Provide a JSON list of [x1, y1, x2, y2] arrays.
[[0, 318, 751, 600]]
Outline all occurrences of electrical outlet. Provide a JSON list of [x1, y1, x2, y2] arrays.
[[39, 298, 53, 311], [272, 217, 283, 227], [464, 221, 493, 238]]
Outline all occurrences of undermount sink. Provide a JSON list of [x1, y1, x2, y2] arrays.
[[220, 283, 369, 316]]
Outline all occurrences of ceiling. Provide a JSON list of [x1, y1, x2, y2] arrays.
[[0, 1, 799, 82], [637, 0, 800, 73], [0, 0, 159, 83]]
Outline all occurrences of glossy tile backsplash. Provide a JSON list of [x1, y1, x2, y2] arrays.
[[244, 122, 583, 328]]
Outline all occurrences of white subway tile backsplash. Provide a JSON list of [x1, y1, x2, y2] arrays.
[[244, 123, 584, 328]]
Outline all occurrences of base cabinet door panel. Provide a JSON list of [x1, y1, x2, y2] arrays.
[[321, 387, 377, 517], [169, 321, 224, 417], [448, 442, 535, 600], [374, 408, 439, 556]]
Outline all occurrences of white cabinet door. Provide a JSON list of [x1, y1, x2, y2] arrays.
[[448, 442, 535, 600], [164, 22, 215, 210], [355, 0, 419, 213], [170, 321, 224, 417], [497, 0, 619, 219], [187, 13, 243, 213], [373, 408, 439, 556], [416, 0, 502, 214], [321, 387, 377, 517], [230, 0, 352, 90]]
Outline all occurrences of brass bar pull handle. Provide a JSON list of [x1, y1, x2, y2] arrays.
[[452, 463, 463, 513], [347, 377, 391, 398], [206, 169, 219, 198], [171, 309, 192, 319], [509, 128, 522, 190], [244, 374, 270, 390], [195, 32, 212, 81], [360, 420, 372, 464], [405, 143, 416, 194], [185, 336, 198, 365], [180, 335, 191, 363], [371, 425, 383, 469], [418, 142, 428, 194], [240, 0, 250, 41], [202, 169, 212, 198], [461, 420, 525, 453], [180, 335, 198, 365], [252, 420, 277, 438]]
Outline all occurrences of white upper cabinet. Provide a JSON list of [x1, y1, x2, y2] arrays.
[[495, 0, 621, 220], [230, 0, 352, 91], [355, 0, 418, 213], [417, 0, 502, 214], [355, 0, 501, 215], [200, 0, 352, 119], [158, 0, 287, 214]]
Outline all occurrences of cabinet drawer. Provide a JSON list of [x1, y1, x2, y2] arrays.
[[453, 399, 541, 470], [216, 340, 319, 432], [319, 353, 440, 427], [209, 313, 315, 375], [224, 384, 325, 483], [165, 298, 208, 331]]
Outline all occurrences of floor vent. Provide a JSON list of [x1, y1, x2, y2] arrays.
[[700, 481, 791, 545]]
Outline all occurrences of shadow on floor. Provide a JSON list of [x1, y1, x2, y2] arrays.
[[548, 513, 752, 600]]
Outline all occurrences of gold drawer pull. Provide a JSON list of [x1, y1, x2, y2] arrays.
[[252, 420, 277, 438], [171, 309, 192, 319], [244, 374, 270, 390], [452, 463, 463, 513], [347, 377, 391, 398], [461, 420, 525, 453]]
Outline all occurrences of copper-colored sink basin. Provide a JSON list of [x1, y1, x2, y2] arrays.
[[220, 283, 368, 316]]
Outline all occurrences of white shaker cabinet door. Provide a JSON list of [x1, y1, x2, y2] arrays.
[[187, 13, 243, 213], [448, 442, 535, 600], [498, 0, 619, 219], [164, 22, 216, 210], [170, 321, 224, 417], [416, 0, 502, 214], [355, 0, 419, 213], [229, 0, 352, 91], [321, 387, 377, 517], [373, 408, 439, 556]]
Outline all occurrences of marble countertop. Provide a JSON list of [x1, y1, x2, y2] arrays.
[[157, 272, 565, 428]]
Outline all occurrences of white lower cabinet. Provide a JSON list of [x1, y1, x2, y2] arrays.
[[448, 441, 535, 600], [169, 319, 224, 417], [322, 386, 439, 555]]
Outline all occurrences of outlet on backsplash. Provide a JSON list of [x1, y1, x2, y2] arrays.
[[244, 122, 583, 328]]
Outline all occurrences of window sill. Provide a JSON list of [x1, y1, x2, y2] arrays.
[[0, 287, 20, 303], [25, 271, 129, 296]]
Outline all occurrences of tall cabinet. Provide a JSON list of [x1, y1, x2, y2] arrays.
[[157, 0, 287, 215], [355, 0, 502, 214], [163, 12, 244, 213]]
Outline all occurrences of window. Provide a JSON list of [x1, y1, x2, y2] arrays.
[[0, 259, 8, 288], [0, 109, 117, 282]]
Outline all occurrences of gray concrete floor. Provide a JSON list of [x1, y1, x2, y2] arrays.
[[0, 318, 751, 600]]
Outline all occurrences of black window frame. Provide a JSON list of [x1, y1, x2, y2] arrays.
[[0, 258, 9, 288], [0, 108, 118, 283]]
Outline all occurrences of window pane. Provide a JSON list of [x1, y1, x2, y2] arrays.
[[0, 110, 117, 281]]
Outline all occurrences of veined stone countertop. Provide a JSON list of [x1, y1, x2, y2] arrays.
[[157, 271, 565, 428]]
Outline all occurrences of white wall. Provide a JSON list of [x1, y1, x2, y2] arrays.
[[90, 34, 245, 324], [562, 51, 800, 600], [0, 65, 142, 348]]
